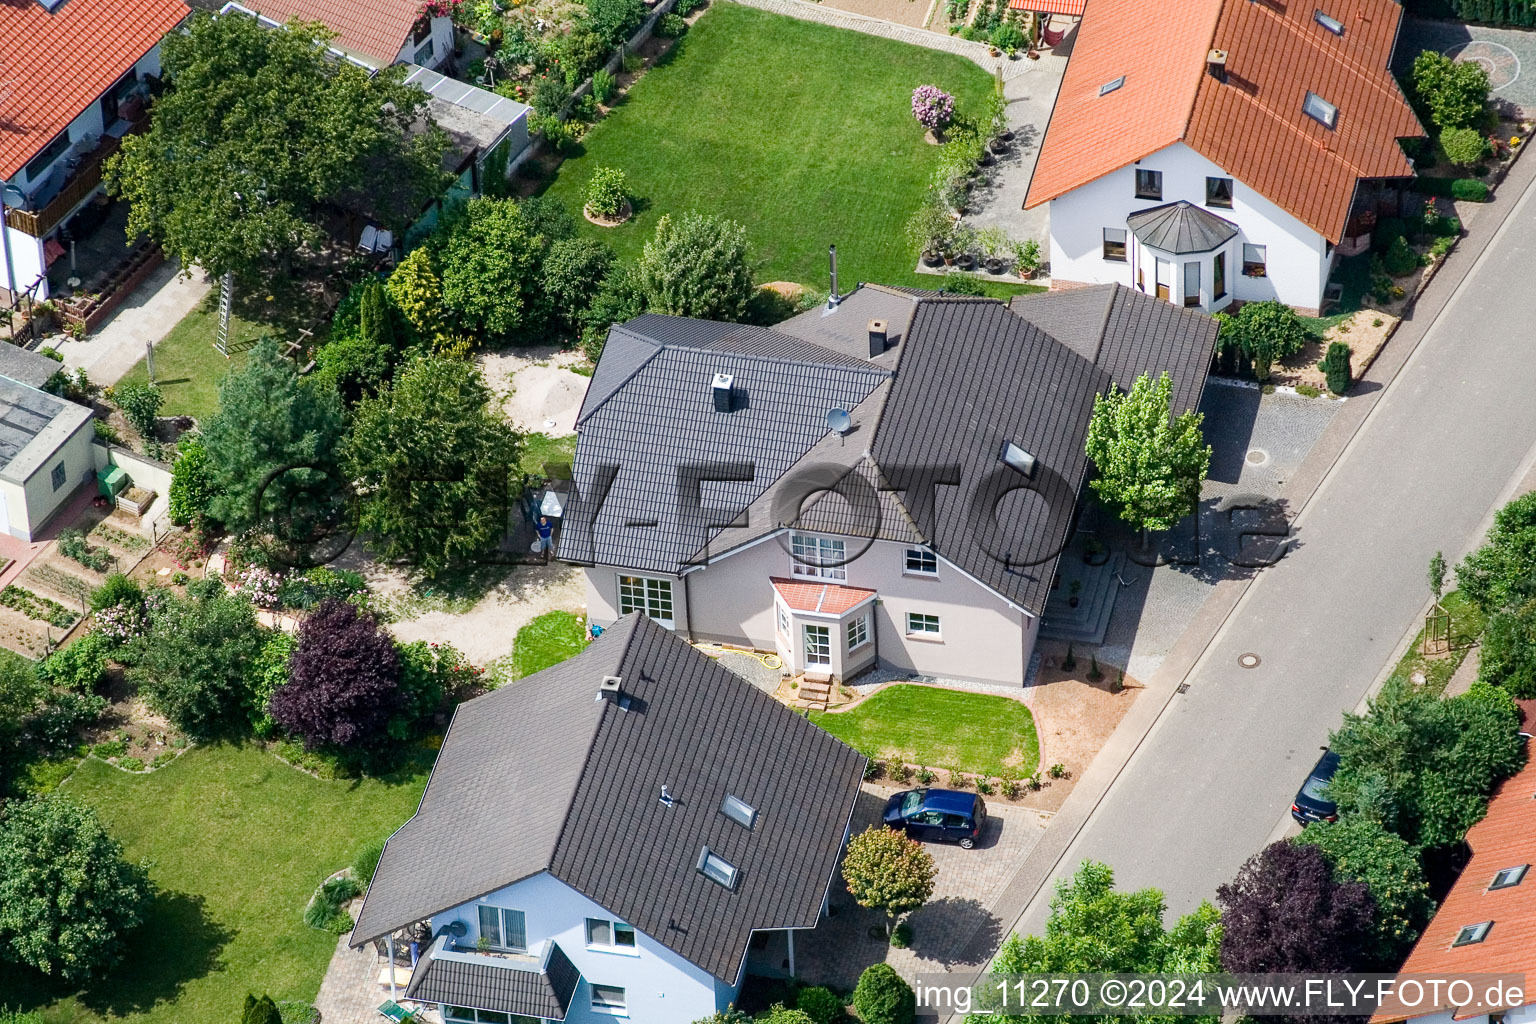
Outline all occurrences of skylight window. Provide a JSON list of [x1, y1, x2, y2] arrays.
[[1099, 76, 1126, 96], [1313, 10, 1344, 35], [1490, 865, 1529, 890], [721, 794, 757, 830], [1453, 922, 1492, 947], [1001, 441, 1037, 478], [1303, 91, 1339, 129], [697, 847, 738, 890]]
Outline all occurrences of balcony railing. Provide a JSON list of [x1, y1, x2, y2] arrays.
[[5, 112, 148, 240]]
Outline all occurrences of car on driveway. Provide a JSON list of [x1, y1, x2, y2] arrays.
[[1290, 750, 1341, 824], [883, 788, 987, 848]]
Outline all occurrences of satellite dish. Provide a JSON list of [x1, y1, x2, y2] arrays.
[[826, 408, 852, 435]]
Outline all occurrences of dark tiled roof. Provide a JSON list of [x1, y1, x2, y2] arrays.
[[772, 285, 920, 369], [405, 943, 581, 1019], [1127, 201, 1239, 254], [353, 615, 865, 984], [0, 349, 68, 391], [871, 298, 1109, 613]]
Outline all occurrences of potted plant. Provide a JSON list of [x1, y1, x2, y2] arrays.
[[1011, 237, 1042, 279], [941, 176, 970, 216], [985, 90, 1011, 152], [978, 227, 1009, 274], [993, 21, 1025, 60], [952, 224, 978, 271], [906, 200, 952, 269], [1082, 537, 1109, 566]]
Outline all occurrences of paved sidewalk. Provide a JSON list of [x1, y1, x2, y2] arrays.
[[52, 259, 211, 387], [961, 52, 1065, 249]]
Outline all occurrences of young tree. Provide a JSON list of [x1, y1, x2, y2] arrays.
[[200, 339, 347, 535], [357, 277, 397, 353], [129, 593, 266, 738], [1295, 818, 1432, 964], [635, 212, 756, 322], [168, 432, 219, 527], [106, 12, 447, 285], [1217, 841, 1376, 973], [269, 599, 402, 749], [312, 331, 396, 405], [840, 826, 937, 934], [1478, 598, 1536, 698], [0, 797, 154, 984], [345, 358, 522, 574], [1428, 550, 1447, 600], [1321, 341, 1351, 396], [438, 197, 547, 342], [1084, 371, 1211, 537], [852, 964, 916, 1024], [1218, 300, 1307, 381], [1411, 50, 1490, 132], [386, 248, 453, 351], [1327, 680, 1525, 852], [1456, 491, 1536, 614]]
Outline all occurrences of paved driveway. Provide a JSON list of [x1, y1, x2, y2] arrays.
[[964, 52, 1067, 252], [1398, 17, 1536, 114]]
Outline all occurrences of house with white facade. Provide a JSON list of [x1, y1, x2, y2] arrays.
[[0, 0, 188, 304], [558, 282, 1217, 688], [350, 613, 866, 1024], [201, 0, 457, 71], [1025, 0, 1424, 315], [1370, 739, 1536, 1024]]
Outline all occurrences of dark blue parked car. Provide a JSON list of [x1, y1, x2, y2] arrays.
[[1290, 750, 1341, 824], [883, 788, 987, 848]]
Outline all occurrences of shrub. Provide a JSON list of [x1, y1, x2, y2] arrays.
[[532, 74, 572, 116], [911, 85, 955, 132], [916, 765, 935, 784], [270, 600, 402, 750], [1371, 216, 1407, 252], [1218, 841, 1377, 972], [37, 631, 113, 691], [1441, 126, 1488, 167], [1452, 177, 1490, 202], [168, 433, 218, 526], [131, 593, 265, 738], [586, 0, 646, 44], [438, 197, 546, 343], [543, 237, 616, 334], [852, 964, 916, 1024], [1322, 341, 1351, 395], [592, 67, 617, 104], [635, 212, 755, 322], [1294, 383, 1321, 398], [940, 271, 986, 296], [1478, 598, 1536, 698], [111, 380, 164, 441], [795, 986, 844, 1024], [1431, 235, 1456, 258], [276, 1002, 321, 1024], [658, 11, 687, 36], [992, 20, 1025, 52], [249, 629, 297, 737], [1296, 818, 1433, 963], [1382, 236, 1419, 277], [303, 872, 362, 932], [890, 761, 914, 783], [241, 995, 283, 1024], [352, 837, 387, 887], [58, 528, 114, 572], [585, 166, 630, 218], [1411, 50, 1490, 132]]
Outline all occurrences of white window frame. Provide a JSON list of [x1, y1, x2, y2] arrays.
[[790, 532, 847, 580], [444, 1008, 518, 1024], [617, 574, 674, 628], [847, 613, 870, 652], [803, 623, 831, 666], [590, 984, 628, 1015], [776, 603, 790, 639], [585, 916, 638, 953], [905, 612, 941, 638], [475, 905, 527, 953], [697, 847, 739, 890], [1242, 243, 1267, 278], [904, 547, 938, 576]]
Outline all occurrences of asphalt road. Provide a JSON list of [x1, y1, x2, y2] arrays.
[[1015, 175, 1536, 930]]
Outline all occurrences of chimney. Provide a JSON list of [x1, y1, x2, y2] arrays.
[[712, 372, 734, 413], [599, 675, 622, 705], [1206, 48, 1228, 83], [867, 319, 888, 357], [827, 244, 840, 310]]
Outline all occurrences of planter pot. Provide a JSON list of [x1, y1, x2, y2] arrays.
[[1027, 49, 1040, 60], [923, 128, 945, 146], [956, 253, 976, 271], [989, 46, 1000, 56], [1068, 596, 1080, 608], [989, 137, 1008, 154], [979, 150, 995, 167], [583, 199, 633, 227], [1000, 128, 1014, 141], [922, 250, 944, 268], [1083, 545, 1110, 567], [1018, 266, 1038, 279], [984, 257, 1004, 274], [942, 253, 956, 266]]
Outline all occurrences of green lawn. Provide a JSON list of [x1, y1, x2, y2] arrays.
[[510, 610, 589, 678], [810, 683, 1039, 778], [540, 4, 1026, 294], [0, 745, 428, 1024], [1384, 589, 1486, 697], [114, 299, 266, 422]]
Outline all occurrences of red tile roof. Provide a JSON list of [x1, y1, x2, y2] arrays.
[[771, 578, 877, 616], [1371, 740, 1536, 1023], [1025, 0, 1422, 242], [0, 0, 188, 181], [1006, 0, 1085, 15], [244, 0, 425, 65]]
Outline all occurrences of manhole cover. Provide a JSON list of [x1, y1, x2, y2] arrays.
[[1245, 449, 1269, 466], [1238, 653, 1262, 669]]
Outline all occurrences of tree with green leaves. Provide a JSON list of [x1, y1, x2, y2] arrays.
[[168, 432, 219, 527], [106, 13, 447, 285], [635, 212, 756, 322], [543, 237, 616, 337], [1328, 679, 1526, 851], [1477, 597, 1536, 698], [1411, 50, 1490, 132], [967, 861, 1221, 1024], [1428, 550, 1447, 600], [200, 339, 346, 535], [1216, 300, 1308, 381], [1085, 371, 1211, 537], [1321, 340, 1351, 396], [129, 592, 267, 738], [345, 358, 522, 574], [1456, 490, 1536, 614], [841, 826, 936, 935], [240, 994, 284, 1024], [438, 197, 547, 343], [357, 276, 397, 352], [111, 380, 163, 442], [0, 797, 154, 984], [1295, 818, 1432, 965], [387, 248, 453, 351]]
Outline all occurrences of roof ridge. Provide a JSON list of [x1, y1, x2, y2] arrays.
[[575, 326, 663, 426], [656, 338, 889, 376]]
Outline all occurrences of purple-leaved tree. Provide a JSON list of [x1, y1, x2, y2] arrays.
[[1217, 841, 1378, 974], [269, 599, 402, 749]]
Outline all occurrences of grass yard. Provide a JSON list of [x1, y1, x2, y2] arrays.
[[1384, 589, 1486, 696], [114, 298, 266, 422], [511, 610, 589, 678], [540, 4, 1022, 294], [810, 683, 1039, 778], [0, 744, 428, 1024]]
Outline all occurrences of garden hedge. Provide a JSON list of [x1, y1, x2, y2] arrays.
[[1406, 0, 1536, 26], [1410, 176, 1490, 202]]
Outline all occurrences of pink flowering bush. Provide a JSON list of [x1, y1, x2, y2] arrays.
[[235, 565, 284, 609], [912, 85, 956, 132], [419, 0, 462, 16], [94, 603, 148, 645]]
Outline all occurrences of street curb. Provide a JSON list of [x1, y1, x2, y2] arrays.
[[941, 142, 1536, 984]]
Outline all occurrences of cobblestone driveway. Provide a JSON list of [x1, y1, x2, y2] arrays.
[[1397, 17, 1536, 115]]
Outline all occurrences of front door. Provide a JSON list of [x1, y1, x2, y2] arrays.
[[803, 624, 830, 668]]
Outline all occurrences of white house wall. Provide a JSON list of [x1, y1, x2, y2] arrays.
[[395, 16, 455, 68], [1046, 142, 1332, 313], [430, 871, 728, 1024], [583, 534, 1035, 686]]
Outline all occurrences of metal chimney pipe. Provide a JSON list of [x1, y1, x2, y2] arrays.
[[827, 244, 840, 309]]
